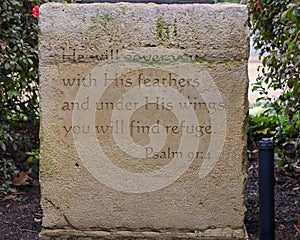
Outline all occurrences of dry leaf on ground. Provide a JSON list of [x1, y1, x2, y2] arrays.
[[12, 169, 32, 186]]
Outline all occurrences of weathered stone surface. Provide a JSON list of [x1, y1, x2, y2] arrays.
[[39, 2, 248, 239], [40, 229, 246, 239]]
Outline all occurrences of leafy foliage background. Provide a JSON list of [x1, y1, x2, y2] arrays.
[[248, 0, 299, 167], [0, 0, 43, 195]]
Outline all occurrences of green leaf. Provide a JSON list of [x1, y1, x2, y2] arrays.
[[27, 58, 33, 65], [12, 144, 17, 151], [288, 28, 295, 35], [7, 90, 18, 99], [0, 141, 6, 151], [4, 62, 10, 70]]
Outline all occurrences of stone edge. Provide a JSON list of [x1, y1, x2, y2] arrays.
[[40, 228, 248, 239]]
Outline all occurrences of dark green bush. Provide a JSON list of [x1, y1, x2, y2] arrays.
[[249, 101, 300, 168], [249, 102, 300, 142], [0, 158, 19, 195], [0, 0, 41, 196], [247, 0, 300, 167]]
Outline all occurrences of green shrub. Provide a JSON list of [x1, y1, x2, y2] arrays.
[[0, 158, 19, 196], [248, 102, 276, 140], [247, 0, 299, 168], [0, 0, 41, 195], [249, 102, 300, 141], [0, 122, 20, 196], [249, 101, 300, 168]]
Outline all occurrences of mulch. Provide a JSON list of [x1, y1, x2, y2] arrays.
[[0, 159, 299, 240], [0, 186, 42, 240], [245, 158, 300, 240]]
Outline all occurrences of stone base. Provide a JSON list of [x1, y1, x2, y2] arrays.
[[40, 228, 248, 240]]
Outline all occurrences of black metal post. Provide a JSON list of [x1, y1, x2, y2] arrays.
[[257, 138, 275, 240]]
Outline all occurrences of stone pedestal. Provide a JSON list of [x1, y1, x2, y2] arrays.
[[39, 3, 249, 239]]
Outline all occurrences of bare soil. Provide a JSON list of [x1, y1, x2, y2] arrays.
[[245, 158, 300, 240], [0, 186, 42, 240]]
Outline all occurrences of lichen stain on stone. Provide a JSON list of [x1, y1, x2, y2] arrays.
[[40, 151, 59, 180], [156, 17, 170, 44], [88, 13, 116, 38], [119, 5, 128, 15], [173, 18, 178, 38], [39, 132, 59, 179], [80, 16, 87, 23]]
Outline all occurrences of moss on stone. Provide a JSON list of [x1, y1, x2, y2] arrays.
[[156, 17, 170, 44]]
